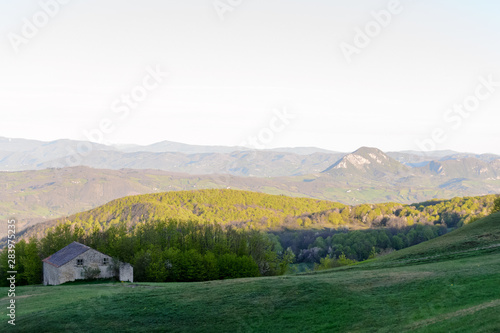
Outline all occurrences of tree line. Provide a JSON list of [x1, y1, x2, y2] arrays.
[[0, 219, 295, 286], [277, 224, 448, 265]]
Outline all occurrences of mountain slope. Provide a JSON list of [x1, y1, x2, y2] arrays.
[[419, 158, 500, 179], [0, 138, 111, 170]]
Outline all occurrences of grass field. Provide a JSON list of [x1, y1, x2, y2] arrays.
[[2, 213, 499, 332]]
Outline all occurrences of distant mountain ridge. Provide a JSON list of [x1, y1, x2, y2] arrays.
[[0, 137, 344, 176], [1, 137, 499, 179]]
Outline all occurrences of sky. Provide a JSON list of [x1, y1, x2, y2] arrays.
[[1, 0, 500, 154]]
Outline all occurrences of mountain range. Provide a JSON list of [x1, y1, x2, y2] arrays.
[[1, 137, 500, 229], [1, 137, 499, 178], [0, 137, 344, 176]]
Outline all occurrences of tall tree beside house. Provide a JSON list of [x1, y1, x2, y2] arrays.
[[0, 249, 8, 287], [107, 257, 122, 279], [38, 224, 81, 259], [19, 238, 43, 285], [0, 238, 42, 286]]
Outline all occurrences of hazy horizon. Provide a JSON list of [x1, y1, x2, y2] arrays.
[[3, 135, 499, 156]]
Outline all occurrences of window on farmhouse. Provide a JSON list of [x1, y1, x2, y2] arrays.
[[103, 257, 109, 265], [76, 259, 84, 266]]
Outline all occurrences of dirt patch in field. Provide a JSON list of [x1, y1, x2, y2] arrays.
[[123, 284, 162, 289], [0, 293, 46, 302], [347, 271, 435, 291], [393, 243, 500, 264], [407, 299, 500, 331]]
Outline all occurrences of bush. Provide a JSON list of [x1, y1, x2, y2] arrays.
[[82, 266, 101, 280], [314, 257, 338, 271], [337, 253, 356, 266], [107, 258, 121, 279], [314, 252, 356, 271]]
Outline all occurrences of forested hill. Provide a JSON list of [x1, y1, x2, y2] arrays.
[[14, 190, 499, 242]]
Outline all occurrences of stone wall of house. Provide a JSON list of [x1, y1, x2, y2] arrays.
[[119, 263, 134, 282], [43, 263, 59, 286], [57, 260, 80, 285], [68, 249, 115, 281]]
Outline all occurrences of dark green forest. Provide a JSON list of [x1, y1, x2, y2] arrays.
[[276, 223, 448, 263]]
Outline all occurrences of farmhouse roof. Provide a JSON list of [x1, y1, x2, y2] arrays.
[[42, 241, 91, 268]]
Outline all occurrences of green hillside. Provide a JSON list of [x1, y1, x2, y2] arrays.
[[379, 212, 500, 263], [2, 214, 499, 332]]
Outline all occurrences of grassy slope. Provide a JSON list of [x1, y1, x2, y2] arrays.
[[378, 212, 500, 262], [2, 214, 500, 332]]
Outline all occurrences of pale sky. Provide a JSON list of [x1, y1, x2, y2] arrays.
[[1, 0, 500, 154]]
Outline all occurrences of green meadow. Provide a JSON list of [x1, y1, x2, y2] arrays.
[[2, 213, 499, 332]]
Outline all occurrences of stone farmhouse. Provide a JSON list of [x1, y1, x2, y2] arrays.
[[43, 241, 133, 285]]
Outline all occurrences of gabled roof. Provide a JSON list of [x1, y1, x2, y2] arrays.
[[43, 241, 91, 268]]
